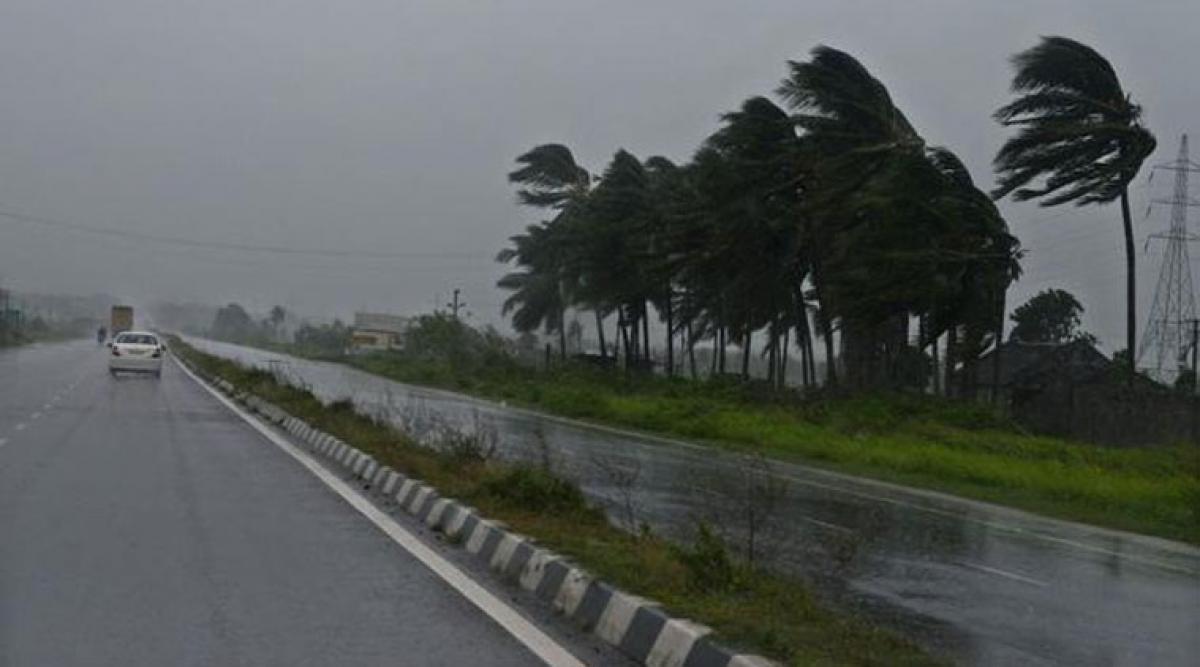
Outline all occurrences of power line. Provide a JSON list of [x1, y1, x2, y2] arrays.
[[0, 205, 486, 260]]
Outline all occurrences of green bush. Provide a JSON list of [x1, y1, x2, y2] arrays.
[[677, 522, 737, 593], [478, 466, 592, 515]]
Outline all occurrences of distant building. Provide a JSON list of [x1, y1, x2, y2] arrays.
[[350, 312, 410, 353]]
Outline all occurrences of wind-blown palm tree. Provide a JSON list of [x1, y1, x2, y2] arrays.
[[496, 222, 571, 357], [508, 144, 591, 210], [993, 36, 1156, 373], [777, 45, 928, 388], [503, 144, 593, 360]]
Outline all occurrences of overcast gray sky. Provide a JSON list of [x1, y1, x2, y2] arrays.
[[0, 0, 1196, 350]]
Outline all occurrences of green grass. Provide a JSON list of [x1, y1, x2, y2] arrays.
[[171, 338, 939, 666], [342, 352, 1200, 545]]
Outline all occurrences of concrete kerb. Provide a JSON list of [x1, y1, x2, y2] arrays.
[[424, 497, 453, 528], [357, 458, 376, 480], [408, 485, 435, 516], [444, 504, 476, 539], [361, 459, 379, 483], [198, 371, 777, 667], [320, 436, 337, 456], [382, 470, 402, 495], [370, 465, 390, 489], [395, 478, 420, 506]]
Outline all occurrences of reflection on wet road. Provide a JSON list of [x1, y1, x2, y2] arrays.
[[188, 337, 1200, 666]]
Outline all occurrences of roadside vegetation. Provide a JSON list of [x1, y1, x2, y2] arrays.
[[171, 337, 937, 666], [204, 312, 1200, 545], [0, 316, 87, 347], [352, 337, 1200, 545]]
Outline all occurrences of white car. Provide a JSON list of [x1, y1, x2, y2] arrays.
[[109, 331, 166, 378]]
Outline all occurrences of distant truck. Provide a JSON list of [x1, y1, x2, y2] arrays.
[[110, 305, 134, 335]]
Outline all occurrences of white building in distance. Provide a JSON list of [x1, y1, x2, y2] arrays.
[[350, 311, 410, 353]]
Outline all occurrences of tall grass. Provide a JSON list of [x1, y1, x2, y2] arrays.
[[344, 352, 1199, 544]]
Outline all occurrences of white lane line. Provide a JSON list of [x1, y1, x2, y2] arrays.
[[958, 561, 1048, 588], [802, 516, 856, 535], [175, 359, 585, 667], [43, 403, 52, 410], [0, 438, 8, 449], [14, 423, 26, 431], [30, 412, 42, 420]]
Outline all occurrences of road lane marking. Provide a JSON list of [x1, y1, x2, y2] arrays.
[[0, 438, 7, 448], [176, 359, 585, 667], [30, 412, 42, 420], [802, 516, 856, 535], [14, 423, 26, 431], [958, 562, 1048, 588]]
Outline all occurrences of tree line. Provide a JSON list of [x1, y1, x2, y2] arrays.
[[497, 38, 1154, 393]]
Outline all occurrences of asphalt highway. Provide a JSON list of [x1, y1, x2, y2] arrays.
[[0, 341, 616, 667]]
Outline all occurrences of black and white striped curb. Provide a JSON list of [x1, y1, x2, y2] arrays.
[[181, 358, 775, 667]]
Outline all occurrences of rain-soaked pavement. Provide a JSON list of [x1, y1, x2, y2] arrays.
[[186, 337, 1200, 666]]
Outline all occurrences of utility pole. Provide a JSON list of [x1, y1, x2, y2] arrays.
[[1139, 134, 1200, 383], [446, 288, 466, 320]]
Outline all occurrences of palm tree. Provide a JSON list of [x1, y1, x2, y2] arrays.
[[578, 149, 654, 368], [777, 45, 928, 388], [496, 222, 571, 358], [508, 144, 591, 210], [505, 144, 593, 360], [779, 46, 1022, 391], [993, 36, 1156, 374]]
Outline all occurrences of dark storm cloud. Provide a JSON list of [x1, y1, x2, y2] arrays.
[[0, 0, 1195, 347]]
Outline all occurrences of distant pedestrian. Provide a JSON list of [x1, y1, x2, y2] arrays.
[[97, 326, 107, 345]]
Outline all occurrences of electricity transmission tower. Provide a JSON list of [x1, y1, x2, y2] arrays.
[[1139, 134, 1200, 381]]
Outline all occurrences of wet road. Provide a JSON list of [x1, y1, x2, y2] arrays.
[[187, 337, 1200, 666], [0, 340, 609, 667]]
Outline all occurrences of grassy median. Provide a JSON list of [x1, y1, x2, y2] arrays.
[[344, 353, 1200, 545], [172, 337, 937, 666]]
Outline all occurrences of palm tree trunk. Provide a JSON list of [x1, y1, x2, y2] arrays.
[[595, 310, 607, 362], [945, 326, 958, 397], [642, 301, 651, 369], [779, 328, 790, 390], [802, 314, 816, 388], [931, 332, 941, 395], [767, 332, 777, 386], [718, 326, 727, 374], [794, 297, 811, 389], [992, 292, 1005, 404], [741, 330, 752, 379], [1121, 188, 1137, 375], [664, 289, 674, 377], [918, 315, 929, 393], [710, 329, 720, 377], [687, 321, 698, 380], [629, 308, 639, 363], [558, 311, 567, 362], [618, 308, 631, 368]]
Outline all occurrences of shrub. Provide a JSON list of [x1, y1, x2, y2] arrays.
[[677, 522, 736, 593], [479, 466, 590, 515]]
